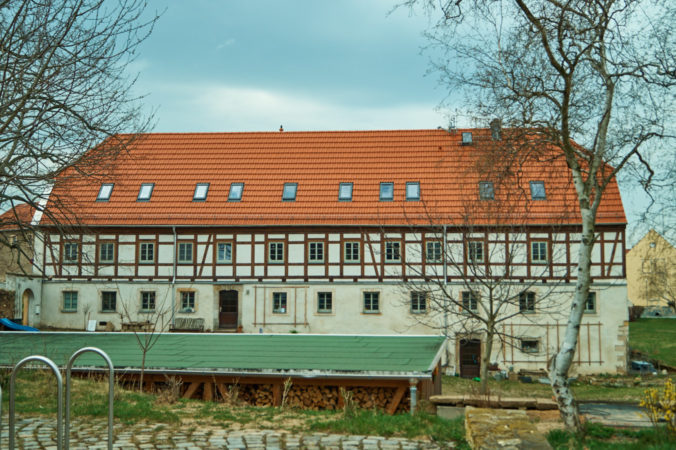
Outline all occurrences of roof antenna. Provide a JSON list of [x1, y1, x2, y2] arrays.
[[279, 125, 284, 132]]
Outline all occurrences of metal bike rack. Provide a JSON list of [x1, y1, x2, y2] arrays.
[[65, 347, 114, 450], [9, 355, 63, 449]]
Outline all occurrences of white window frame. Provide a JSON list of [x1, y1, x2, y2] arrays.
[[64, 242, 79, 263], [344, 241, 360, 263], [96, 183, 114, 201], [180, 291, 196, 312], [410, 291, 427, 314], [308, 241, 324, 263], [584, 292, 597, 313], [531, 241, 548, 263], [139, 242, 155, 264], [217, 242, 233, 263], [99, 242, 115, 264], [63, 291, 78, 312], [385, 241, 401, 262], [519, 291, 536, 313], [178, 242, 193, 264], [141, 291, 156, 312], [462, 291, 478, 312], [468, 241, 484, 264], [268, 242, 285, 263], [317, 292, 332, 313], [363, 291, 380, 313], [426, 241, 442, 263], [272, 292, 287, 314]]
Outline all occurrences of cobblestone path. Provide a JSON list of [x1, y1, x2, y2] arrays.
[[1, 416, 455, 449]]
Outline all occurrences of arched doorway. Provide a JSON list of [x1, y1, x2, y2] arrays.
[[218, 290, 238, 329], [21, 289, 34, 326]]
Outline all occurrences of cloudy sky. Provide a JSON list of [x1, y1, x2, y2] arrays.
[[133, 0, 450, 133]]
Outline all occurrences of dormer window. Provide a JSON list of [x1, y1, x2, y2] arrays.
[[339, 182, 353, 201], [282, 183, 297, 201], [462, 132, 473, 145], [96, 183, 114, 202], [479, 181, 494, 200], [193, 183, 209, 201], [380, 182, 394, 201], [406, 182, 420, 201], [137, 183, 154, 201], [530, 181, 546, 200], [228, 183, 244, 201]]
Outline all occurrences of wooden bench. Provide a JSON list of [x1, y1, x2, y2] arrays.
[[170, 317, 205, 332]]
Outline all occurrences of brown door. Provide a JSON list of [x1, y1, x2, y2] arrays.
[[459, 339, 481, 378], [219, 290, 238, 328]]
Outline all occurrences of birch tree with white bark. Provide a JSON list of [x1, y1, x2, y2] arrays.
[[402, 0, 676, 430]]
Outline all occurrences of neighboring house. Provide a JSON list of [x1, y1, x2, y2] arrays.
[[24, 128, 629, 374], [627, 229, 676, 310]]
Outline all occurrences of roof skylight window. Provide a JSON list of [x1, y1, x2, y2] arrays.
[[339, 183, 353, 201], [406, 182, 420, 201], [462, 132, 473, 145], [479, 181, 494, 200], [96, 183, 114, 202], [193, 183, 209, 201], [380, 182, 394, 201], [228, 183, 244, 201], [282, 183, 298, 201], [530, 181, 546, 200], [137, 183, 154, 202]]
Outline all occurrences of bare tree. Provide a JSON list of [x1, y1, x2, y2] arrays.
[[118, 287, 171, 392], [402, 0, 675, 430], [0, 0, 158, 244]]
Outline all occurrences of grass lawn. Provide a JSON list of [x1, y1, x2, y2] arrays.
[[1, 371, 468, 448], [442, 374, 672, 403], [629, 318, 676, 367], [548, 422, 675, 449]]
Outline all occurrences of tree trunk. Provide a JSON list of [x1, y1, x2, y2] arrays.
[[139, 350, 147, 393], [549, 209, 595, 431], [480, 329, 494, 395]]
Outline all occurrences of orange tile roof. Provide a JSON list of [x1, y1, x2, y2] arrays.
[[0, 203, 35, 230], [43, 129, 626, 227]]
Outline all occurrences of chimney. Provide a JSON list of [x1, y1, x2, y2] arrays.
[[279, 125, 284, 132], [490, 118, 502, 140]]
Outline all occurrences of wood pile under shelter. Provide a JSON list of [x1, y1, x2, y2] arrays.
[[0, 332, 446, 414]]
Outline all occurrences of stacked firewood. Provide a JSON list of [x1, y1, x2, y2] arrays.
[[237, 383, 274, 406]]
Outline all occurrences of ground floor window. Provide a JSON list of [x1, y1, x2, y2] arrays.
[[63, 291, 78, 312], [410, 291, 427, 313], [584, 292, 596, 313], [101, 291, 116, 312], [273, 292, 287, 313], [141, 291, 156, 312], [520, 339, 539, 353], [180, 291, 195, 312], [317, 292, 332, 313], [363, 292, 380, 313]]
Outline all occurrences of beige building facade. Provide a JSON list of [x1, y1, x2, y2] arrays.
[[627, 229, 676, 308]]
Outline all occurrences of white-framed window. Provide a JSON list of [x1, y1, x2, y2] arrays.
[[139, 242, 155, 264], [519, 291, 536, 312], [228, 182, 244, 201], [410, 291, 427, 314], [101, 291, 117, 312], [137, 183, 154, 201], [308, 242, 324, 263], [217, 242, 232, 263], [282, 183, 298, 201], [462, 291, 478, 312], [479, 181, 494, 200], [338, 182, 353, 201], [64, 242, 79, 263], [344, 241, 360, 263], [468, 241, 484, 263], [141, 291, 156, 312], [317, 292, 332, 313], [273, 292, 287, 313], [63, 291, 78, 312], [530, 181, 546, 200], [531, 241, 548, 263], [426, 241, 442, 263], [193, 183, 209, 201], [99, 243, 115, 264], [406, 182, 420, 201], [180, 291, 195, 312], [385, 241, 401, 262], [96, 183, 114, 201], [379, 182, 394, 201], [363, 291, 380, 313], [584, 292, 597, 313], [269, 242, 284, 263], [178, 242, 193, 263], [521, 339, 539, 353]]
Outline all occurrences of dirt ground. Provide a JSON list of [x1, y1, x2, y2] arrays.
[[526, 410, 566, 434]]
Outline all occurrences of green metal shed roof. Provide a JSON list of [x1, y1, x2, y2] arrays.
[[0, 332, 446, 378]]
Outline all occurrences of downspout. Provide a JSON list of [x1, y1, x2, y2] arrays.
[[171, 226, 177, 328], [443, 225, 448, 335]]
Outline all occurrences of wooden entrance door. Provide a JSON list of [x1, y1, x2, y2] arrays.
[[459, 339, 481, 378], [219, 290, 238, 329]]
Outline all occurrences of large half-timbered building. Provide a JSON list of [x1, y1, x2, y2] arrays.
[[25, 127, 629, 374]]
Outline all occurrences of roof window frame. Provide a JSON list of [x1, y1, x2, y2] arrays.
[[193, 183, 210, 202], [282, 182, 298, 202], [228, 182, 244, 202], [379, 182, 394, 201], [96, 183, 114, 202], [461, 132, 473, 145], [530, 181, 546, 200], [406, 181, 420, 201], [479, 181, 494, 200], [338, 182, 353, 201], [137, 183, 155, 202]]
